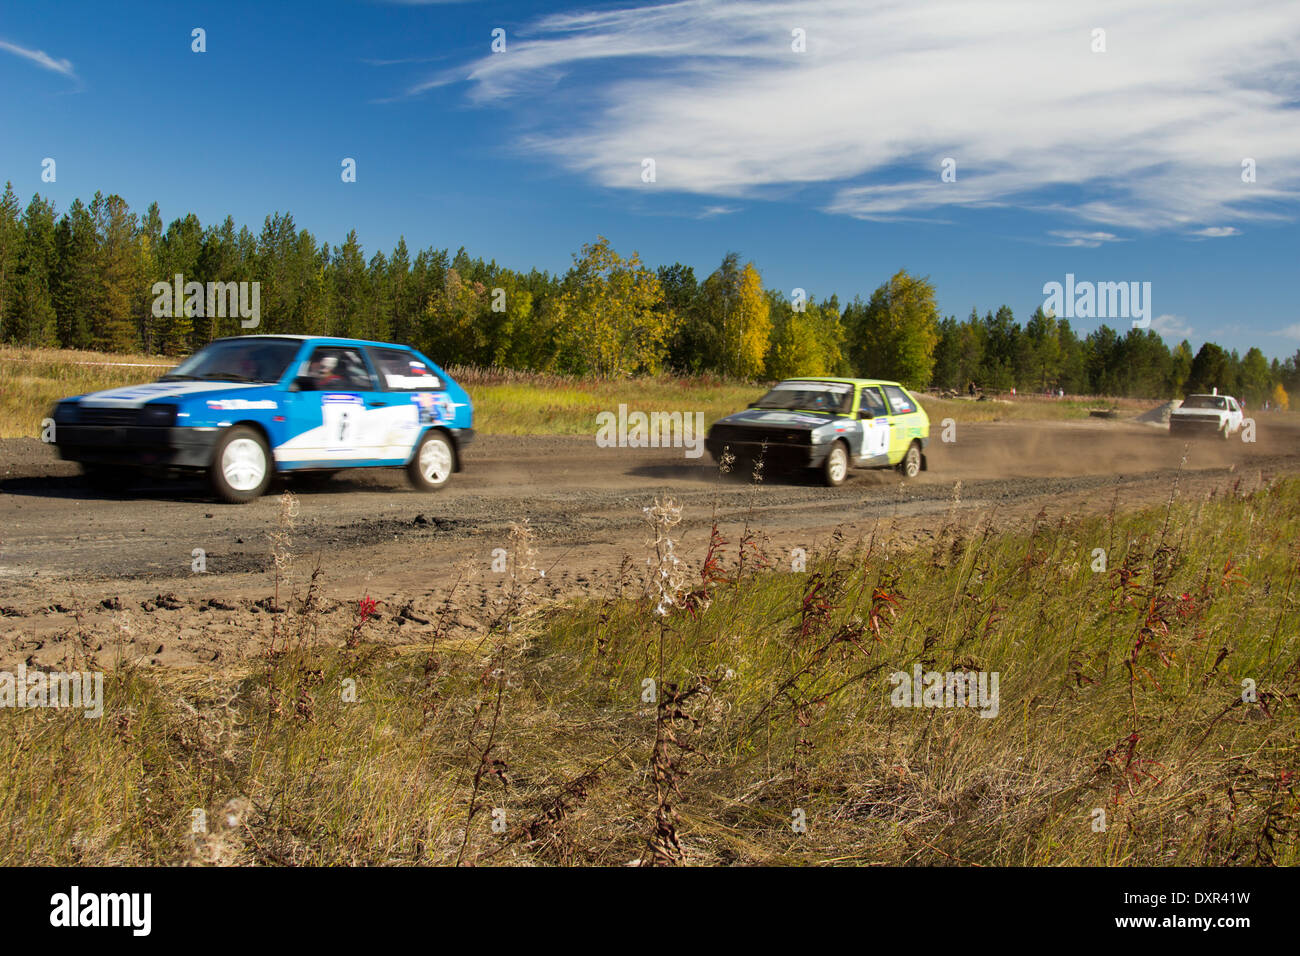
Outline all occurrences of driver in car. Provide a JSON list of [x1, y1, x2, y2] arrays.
[[311, 354, 343, 389]]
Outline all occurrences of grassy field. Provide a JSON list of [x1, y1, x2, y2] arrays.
[[0, 345, 1162, 440], [3, 474, 1296, 865]]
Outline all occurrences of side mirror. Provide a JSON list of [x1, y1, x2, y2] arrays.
[[858, 410, 874, 420], [292, 376, 314, 392]]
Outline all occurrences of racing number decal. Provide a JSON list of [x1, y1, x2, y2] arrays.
[[322, 394, 365, 450], [863, 419, 890, 458]]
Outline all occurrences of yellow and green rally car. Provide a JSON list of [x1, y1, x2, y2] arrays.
[[705, 378, 930, 486]]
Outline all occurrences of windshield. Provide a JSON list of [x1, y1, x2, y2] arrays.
[[1182, 395, 1227, 410], [160, 339, 301, 384], [752, 381, 853, 414]]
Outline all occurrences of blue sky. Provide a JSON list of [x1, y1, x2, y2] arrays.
[[2, 0, 1298, 357]]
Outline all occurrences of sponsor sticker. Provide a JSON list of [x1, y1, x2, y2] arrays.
[[206, 399, 278, 411]]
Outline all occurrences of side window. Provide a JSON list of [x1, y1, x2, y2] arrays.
[[369, 347, 443, 390], [300, 346, 374, 391], [882, 385, 917, 415], [859, 387, 888, 418]]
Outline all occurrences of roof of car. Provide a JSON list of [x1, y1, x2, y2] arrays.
[[215, 334, 414, 350], [781, 377, 906, 388]]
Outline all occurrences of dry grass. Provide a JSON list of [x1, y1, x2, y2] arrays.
[[0, 346, 177, 440], [3, 469, 1297, 866]]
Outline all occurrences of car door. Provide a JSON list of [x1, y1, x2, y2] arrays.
[[278, 344, 386, 464], [365, 346, 444, 461], [856, 385, 891, 463], [881, 384, 924, 463], [1226, 397, 1243, 433]]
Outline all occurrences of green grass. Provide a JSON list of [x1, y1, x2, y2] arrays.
[[4, 476, 1297, 865]]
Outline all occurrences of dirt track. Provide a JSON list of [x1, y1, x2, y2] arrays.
[[1, 415, 1296, 669]]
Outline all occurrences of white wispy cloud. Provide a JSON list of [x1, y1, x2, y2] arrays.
[[696, 204, 740, 219], [1151, 313, 1194, 339], [0, 37, 75, 78], [1046, 230, 1128, 248], [362, 55, 445, 67], [1189, 226, 1242, 238], [426, 0, 1300, 232]]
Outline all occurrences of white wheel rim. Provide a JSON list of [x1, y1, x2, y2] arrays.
[[906, 450, 920, 476], [222, 438, 266, 492], [829, 447, 847, 482], [420, 438, 452, 483]]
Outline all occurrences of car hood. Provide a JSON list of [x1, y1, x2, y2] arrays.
[[73, 381, 279, 408], [713, 408, 841, 430]]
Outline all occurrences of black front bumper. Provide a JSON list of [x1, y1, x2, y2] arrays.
[[53, 425, 221, 470], [705, 435, 826, 471], [1169, 418, 1224, 437]]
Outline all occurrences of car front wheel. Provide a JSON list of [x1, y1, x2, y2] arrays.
[[209, 426, 272, 504], [408, 430, 455, 491], [822, 441, 848, 487]]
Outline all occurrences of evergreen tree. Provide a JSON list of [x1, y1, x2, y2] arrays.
[[1185, 342, 1231, 395], [91, 193, 143, 352], [0, 182, 22, 342], [7, 194, 59, 346]]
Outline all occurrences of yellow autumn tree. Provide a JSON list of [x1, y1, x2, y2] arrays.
[[843, 269, 940, 388], [702, 254, 770, 379], [1271, 382, 1289, 411], [553, 237, 668, 377]]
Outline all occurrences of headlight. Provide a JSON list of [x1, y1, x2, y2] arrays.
[[810, 429, 829, 443], [140, 404, 178, 427]]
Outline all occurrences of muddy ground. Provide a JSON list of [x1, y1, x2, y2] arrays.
[[1, 415, 1295, 669]]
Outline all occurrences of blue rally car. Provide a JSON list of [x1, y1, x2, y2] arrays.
[[50, 335, 474, 503]]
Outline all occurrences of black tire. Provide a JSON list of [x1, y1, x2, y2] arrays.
[[208, 426, 273, 504], [822, 441, 849, 487], [899, 442, 923, 478], [408, 430, 456, 491], [81, 463, 136, 492]]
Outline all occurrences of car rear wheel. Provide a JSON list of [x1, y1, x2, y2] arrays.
[[900, 442, 923, 478], [408, 430, 455, 491], [209, 426, 272, 504], [822, 441, 848, 487]]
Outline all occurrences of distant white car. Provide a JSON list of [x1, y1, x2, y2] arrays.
[[1169, 393, 1244, 439]]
